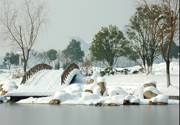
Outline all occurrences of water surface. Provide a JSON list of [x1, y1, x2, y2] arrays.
[[0, 104, 179, 125]]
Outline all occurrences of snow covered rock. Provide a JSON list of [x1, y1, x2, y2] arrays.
[[108, 87, 128, 97], [80, 92, 100, 101], [133, 86, 144, 99], [150, 94, 169, 105], [144, 86, 160, 95], [53, 91, 65, 99], [97, 77, 106, 96], [83, 84, 94, 91], [86, 79, 94, 84], [97, 76, 105, 83], [0, 81, 18, 96], [97, 96, 120, 106], [49, 99, 61, 105], [52, 91, 73, 101], [143, 82, 160, 99], [64, 84, 82, 93], [0, 84, 6, 96], [2, 81, 18, 92], [123, 95, 140, 105], [93, 86, 101, 96]]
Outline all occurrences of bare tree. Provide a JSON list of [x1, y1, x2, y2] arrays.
[[159, 0, 179, 87], [127, 5, 161, 74], [143, 0, 179, 87], [0, 0, 46, 75]]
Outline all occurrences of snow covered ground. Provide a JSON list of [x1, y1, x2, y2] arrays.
[[0, 62, 179, 105]]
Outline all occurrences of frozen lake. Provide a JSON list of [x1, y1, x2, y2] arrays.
[[0, 104, 179, 125]]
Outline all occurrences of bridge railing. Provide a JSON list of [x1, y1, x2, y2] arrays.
[[61, 63, 79, 85], [21, 64, 52, 84]]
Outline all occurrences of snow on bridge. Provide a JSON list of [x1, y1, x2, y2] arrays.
[[6, 64, 81, 101]]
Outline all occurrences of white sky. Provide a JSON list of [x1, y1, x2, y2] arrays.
[[0, 0, 137, 56]]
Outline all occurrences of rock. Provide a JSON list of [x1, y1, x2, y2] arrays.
[[100, 71, 105, 77], [0, 84, 3, 91], [95, 102, 103, 106], [143, 83, 160, 99], [130, 102, 140, 105], [49, 99, 61, 105], [97, 82, 106, 96], [123, 95, 140, 105], [123, 99, 139, 105], [2, 81, 18, 92], [108, 87, 128, 97], [143, 83, 156, 88], [106, 103, 120, 106], [84, 89, 93, 94], [86, 79, 94, 84], [143, 91, 158, 99], [0, 84, 7, 96], [132, 70, 139, 74], [0, 90, 7, 96], [123, 99, 131, 105], [149, 101, 168, 105], [130, 98, 140, 105], [53, 91, 73, 102], [149, 94, 169, 105]]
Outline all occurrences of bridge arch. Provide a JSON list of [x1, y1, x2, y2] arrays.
[[21, 63, 52, 84]]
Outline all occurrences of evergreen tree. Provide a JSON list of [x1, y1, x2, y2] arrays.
[[90, 25, 128, 68], [47, 49, 57, 62], [3, 52, 19, 69], [62, 39, 84, 67]]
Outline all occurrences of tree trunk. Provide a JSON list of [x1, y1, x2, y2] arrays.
[[166, 60, 171, 87], [142, 58, 146, 73], [23, 60, 27, 74]]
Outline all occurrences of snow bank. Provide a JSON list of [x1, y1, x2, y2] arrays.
[[81, 92, 100, 100], [53, 91, 74, 101], [16, 86, 178, 105], [63, 84, 82, 93]]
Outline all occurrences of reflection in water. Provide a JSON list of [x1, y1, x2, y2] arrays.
[[0, 104, 179, 125]]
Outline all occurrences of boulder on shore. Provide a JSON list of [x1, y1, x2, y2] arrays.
[[143, 82, 160, 99], [149, 94, 169, 105], [143, 91, 158, 99], [49, 99, 61, 105]]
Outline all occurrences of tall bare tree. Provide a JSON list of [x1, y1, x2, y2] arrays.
[[143, 0, 179, 87], [159, 0, 179, 87], [0, 0, 46, 74]]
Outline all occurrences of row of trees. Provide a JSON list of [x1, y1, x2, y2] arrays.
[[3, 52, 19, 69], [34, 39, 85, 69], [90, 0, 179, 87]]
